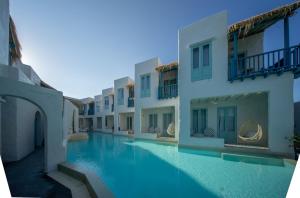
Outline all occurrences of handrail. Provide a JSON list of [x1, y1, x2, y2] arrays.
[[229, 45, 300, 81], [158, 84, 178, 99]]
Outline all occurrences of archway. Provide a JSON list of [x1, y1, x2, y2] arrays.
[[0, 77, 65, 172], [34, 111, 44, 147]]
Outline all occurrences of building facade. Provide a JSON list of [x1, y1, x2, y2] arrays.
[[78, 2, 300, 156], [114, 77, 135, 136]]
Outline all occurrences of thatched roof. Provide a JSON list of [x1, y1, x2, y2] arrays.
[[228, 1, 300, 40], [126, 82, 135, 88], [9, 16, 22, 63], [155, 62, 178, 72]]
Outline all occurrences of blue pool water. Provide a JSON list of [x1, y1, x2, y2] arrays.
[[67, 132, 295, 198]]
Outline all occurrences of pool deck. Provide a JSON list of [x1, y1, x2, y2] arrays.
[[2, 147, 72, 198]]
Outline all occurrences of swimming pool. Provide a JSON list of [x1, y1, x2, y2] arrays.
[[67, 132, 295, 198]]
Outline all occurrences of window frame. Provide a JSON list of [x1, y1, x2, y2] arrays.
[[191, 108, 207, 135], [117, 88, 124, 105], [140, 73, 151, 98], [190, 40, 212, 81]]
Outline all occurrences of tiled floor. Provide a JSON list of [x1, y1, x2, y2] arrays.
[[3, 147, 72, 198]]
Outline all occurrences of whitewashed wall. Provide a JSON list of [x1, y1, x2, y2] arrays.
[[114, 76, 134, 135], [0, 0, 9, 65], [63, 99, 79, 138], [178, 11, 294, 154], [134, 57, 179, 141], [100, 88, 114, 132]]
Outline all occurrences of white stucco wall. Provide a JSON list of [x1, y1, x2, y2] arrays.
[[178, 11, 294, 154], [1, 97, 18, 161], [63, 99, 79, 138], [114, 76, 134, 134], [0, 0, 9, 65], [16, 98, 41, 160], [0, 76, 65, 172], [134, 57, 179, 141], [100, 88, 114, 133]]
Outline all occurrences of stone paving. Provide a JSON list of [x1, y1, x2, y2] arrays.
[[3, 147, 72, 198]]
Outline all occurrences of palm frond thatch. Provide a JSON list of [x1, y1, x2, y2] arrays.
[[155, 61, 178, 72], [228, 1, 300, 40], [9, 16, 22, 63]]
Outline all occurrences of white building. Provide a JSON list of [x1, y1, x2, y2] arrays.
[[78, 97, 95, 131], [100, 88, 114, 133], [93, 94, 103, 131], [0, 0, 76, 171], [178, 5, 299, 155], [114, 77, 135, 136], [134, 58, 179, 141]]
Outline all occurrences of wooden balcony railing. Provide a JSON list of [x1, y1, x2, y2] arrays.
[[229, 45, 300, 81], [158, 84, 178, 99]]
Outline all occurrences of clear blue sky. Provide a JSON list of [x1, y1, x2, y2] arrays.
[[10, 0, 300, 101]]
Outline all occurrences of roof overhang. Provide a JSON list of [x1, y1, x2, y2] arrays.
[[228, 1, 300, 41], [155, 62, 178, 72]]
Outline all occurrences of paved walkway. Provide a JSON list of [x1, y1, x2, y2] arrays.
[[48, 171, 91, 198], [3, 147, 72, 198]]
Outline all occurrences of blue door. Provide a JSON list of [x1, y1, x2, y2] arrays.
[[218, 106, 237, 144]]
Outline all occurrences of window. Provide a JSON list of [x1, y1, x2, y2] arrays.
[[192, 47, 200, 68], [203, 44, 210, 66], [97, 117, 102, 129], [141, 74, 151, 97], [192, 109, 207, 134], [95, 101, 100, 113], [148, 114, 158, 131], [191, 42, 212, 81], [117, 88, 124, 105], [104, 96, 109, 109]]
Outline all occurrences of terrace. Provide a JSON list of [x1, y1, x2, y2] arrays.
[[127, 84, 135, 107], [228, 1, 300, 81], [156, 62, 178, 99]]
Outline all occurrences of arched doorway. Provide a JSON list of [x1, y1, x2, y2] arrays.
[[34, 111, 44, 147], [0, 77, 65, 172]]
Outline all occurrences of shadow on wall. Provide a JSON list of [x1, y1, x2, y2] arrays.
[[1, 96, 46, 163], [67, 133, 219, 198]]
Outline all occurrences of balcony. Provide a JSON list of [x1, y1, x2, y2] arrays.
[[128, 97, 134, 107], [158, 84, 178, 99], [79, 110, 84, 115], [88, 108, 94, 115], [229, 45, 300, 82]]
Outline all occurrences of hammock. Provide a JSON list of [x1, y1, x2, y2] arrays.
[[167, 122, 175, 136], [238, 121, 263, 142]]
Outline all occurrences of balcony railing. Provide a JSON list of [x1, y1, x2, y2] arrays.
[[88, 108, 94, 115], [158, 84, 178, 99], [128, 97, 134, 107], [229, 45, 300, 81]]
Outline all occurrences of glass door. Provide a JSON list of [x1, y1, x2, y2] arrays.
[[218, 106, 237, 144]]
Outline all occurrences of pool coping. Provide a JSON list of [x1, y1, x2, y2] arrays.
[[57, 162, 114, 198], [83, 131, 297, 164], [178, 143, 297, 164]]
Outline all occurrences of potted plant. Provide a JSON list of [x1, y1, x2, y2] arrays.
[[287, 134, 300, 160]]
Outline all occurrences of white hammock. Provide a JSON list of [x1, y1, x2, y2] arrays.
[[238, 122, 263, 142], [167, 122, 175, 136]]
